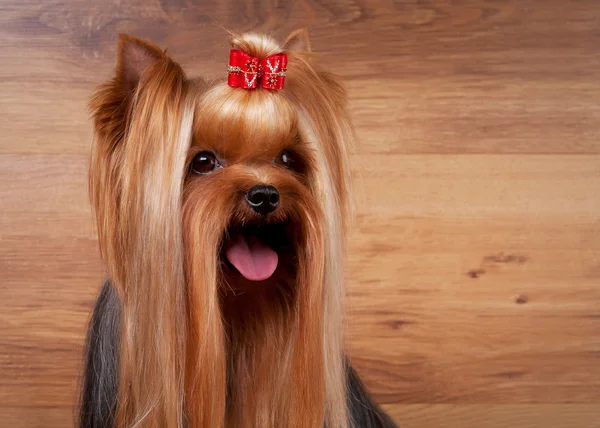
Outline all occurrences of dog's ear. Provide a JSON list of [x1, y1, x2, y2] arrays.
[[90, 34, 169, 144], [116, 34, 166, 92], [283, 29, 311, 53]]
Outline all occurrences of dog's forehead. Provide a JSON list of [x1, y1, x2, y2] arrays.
[[193, 85, 299, 160]]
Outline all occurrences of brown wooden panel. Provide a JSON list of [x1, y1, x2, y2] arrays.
[[385, 405, 600, 428], [2, 407, 77, 428], [346, 155, 600, 405], [2, 0, 600, 427]]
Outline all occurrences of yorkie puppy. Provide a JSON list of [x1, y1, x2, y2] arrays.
[[80, 30, 397, 428]]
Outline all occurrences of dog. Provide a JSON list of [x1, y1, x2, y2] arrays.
[[80, 29, 397, 428]]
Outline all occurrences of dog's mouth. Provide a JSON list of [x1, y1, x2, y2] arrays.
[[222, 222, 292, 282]]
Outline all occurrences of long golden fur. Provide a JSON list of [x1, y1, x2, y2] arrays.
[[82, 30, 392, 428]]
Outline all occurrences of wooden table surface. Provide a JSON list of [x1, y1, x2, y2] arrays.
[[1, 1, 599, 427]]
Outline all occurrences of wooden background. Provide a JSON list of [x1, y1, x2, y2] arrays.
[[1, 0, 599, 427]]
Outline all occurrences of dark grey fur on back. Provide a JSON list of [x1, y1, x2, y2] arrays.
[[346, 363, 399, 427], [79, 280, 120, 428], [79, 281, 398, 427]]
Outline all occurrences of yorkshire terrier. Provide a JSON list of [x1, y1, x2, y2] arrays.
[[80, 30, 397, 428]]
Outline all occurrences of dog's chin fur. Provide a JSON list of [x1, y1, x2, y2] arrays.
[[81, 30, 397, 428], [217, 220, 309, 428]]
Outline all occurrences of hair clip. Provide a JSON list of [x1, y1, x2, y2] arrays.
[[227, 49, 287, 90]]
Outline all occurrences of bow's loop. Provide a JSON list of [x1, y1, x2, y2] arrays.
[[260, 54, 287, 90], [228, 49, 259, 88]]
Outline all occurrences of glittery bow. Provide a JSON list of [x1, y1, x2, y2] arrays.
[[227, 50, 288, 90]]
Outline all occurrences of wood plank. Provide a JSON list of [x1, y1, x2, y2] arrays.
[[349, 78, 600, 155], [2, 407, 77, 428], [384, 405, 600, 428], [0, 154, 92, 238]]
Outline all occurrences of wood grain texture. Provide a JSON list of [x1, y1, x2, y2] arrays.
[[1, 0, 599, 427]]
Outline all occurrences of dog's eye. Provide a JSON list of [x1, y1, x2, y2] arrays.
[[276, 149, 307, 176], [191, 151, 221, 174], [278, 149, 294, 168]]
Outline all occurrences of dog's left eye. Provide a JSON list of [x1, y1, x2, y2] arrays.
[[191, 151, 221, 174], [276, 149, 307, 176], [278, 149, 294, 168]]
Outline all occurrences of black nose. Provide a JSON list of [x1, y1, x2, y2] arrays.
[[245, 185, 279, 215]]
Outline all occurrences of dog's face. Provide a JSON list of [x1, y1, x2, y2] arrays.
[[182, 86, 322, 304]]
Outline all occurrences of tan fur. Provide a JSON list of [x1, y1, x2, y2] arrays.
[[89, 31, 354, 427]]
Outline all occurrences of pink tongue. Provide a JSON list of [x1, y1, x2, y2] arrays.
[[225, 233, 278, 281]]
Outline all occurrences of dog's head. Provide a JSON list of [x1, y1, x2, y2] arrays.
[[186, 79, 318, 290], [89, 31, 353, 427]]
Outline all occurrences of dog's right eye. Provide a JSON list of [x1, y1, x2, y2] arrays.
[[191, 151, 221, 174]]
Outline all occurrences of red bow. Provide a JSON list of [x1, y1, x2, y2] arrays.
[[227, 50, 288, 90]]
